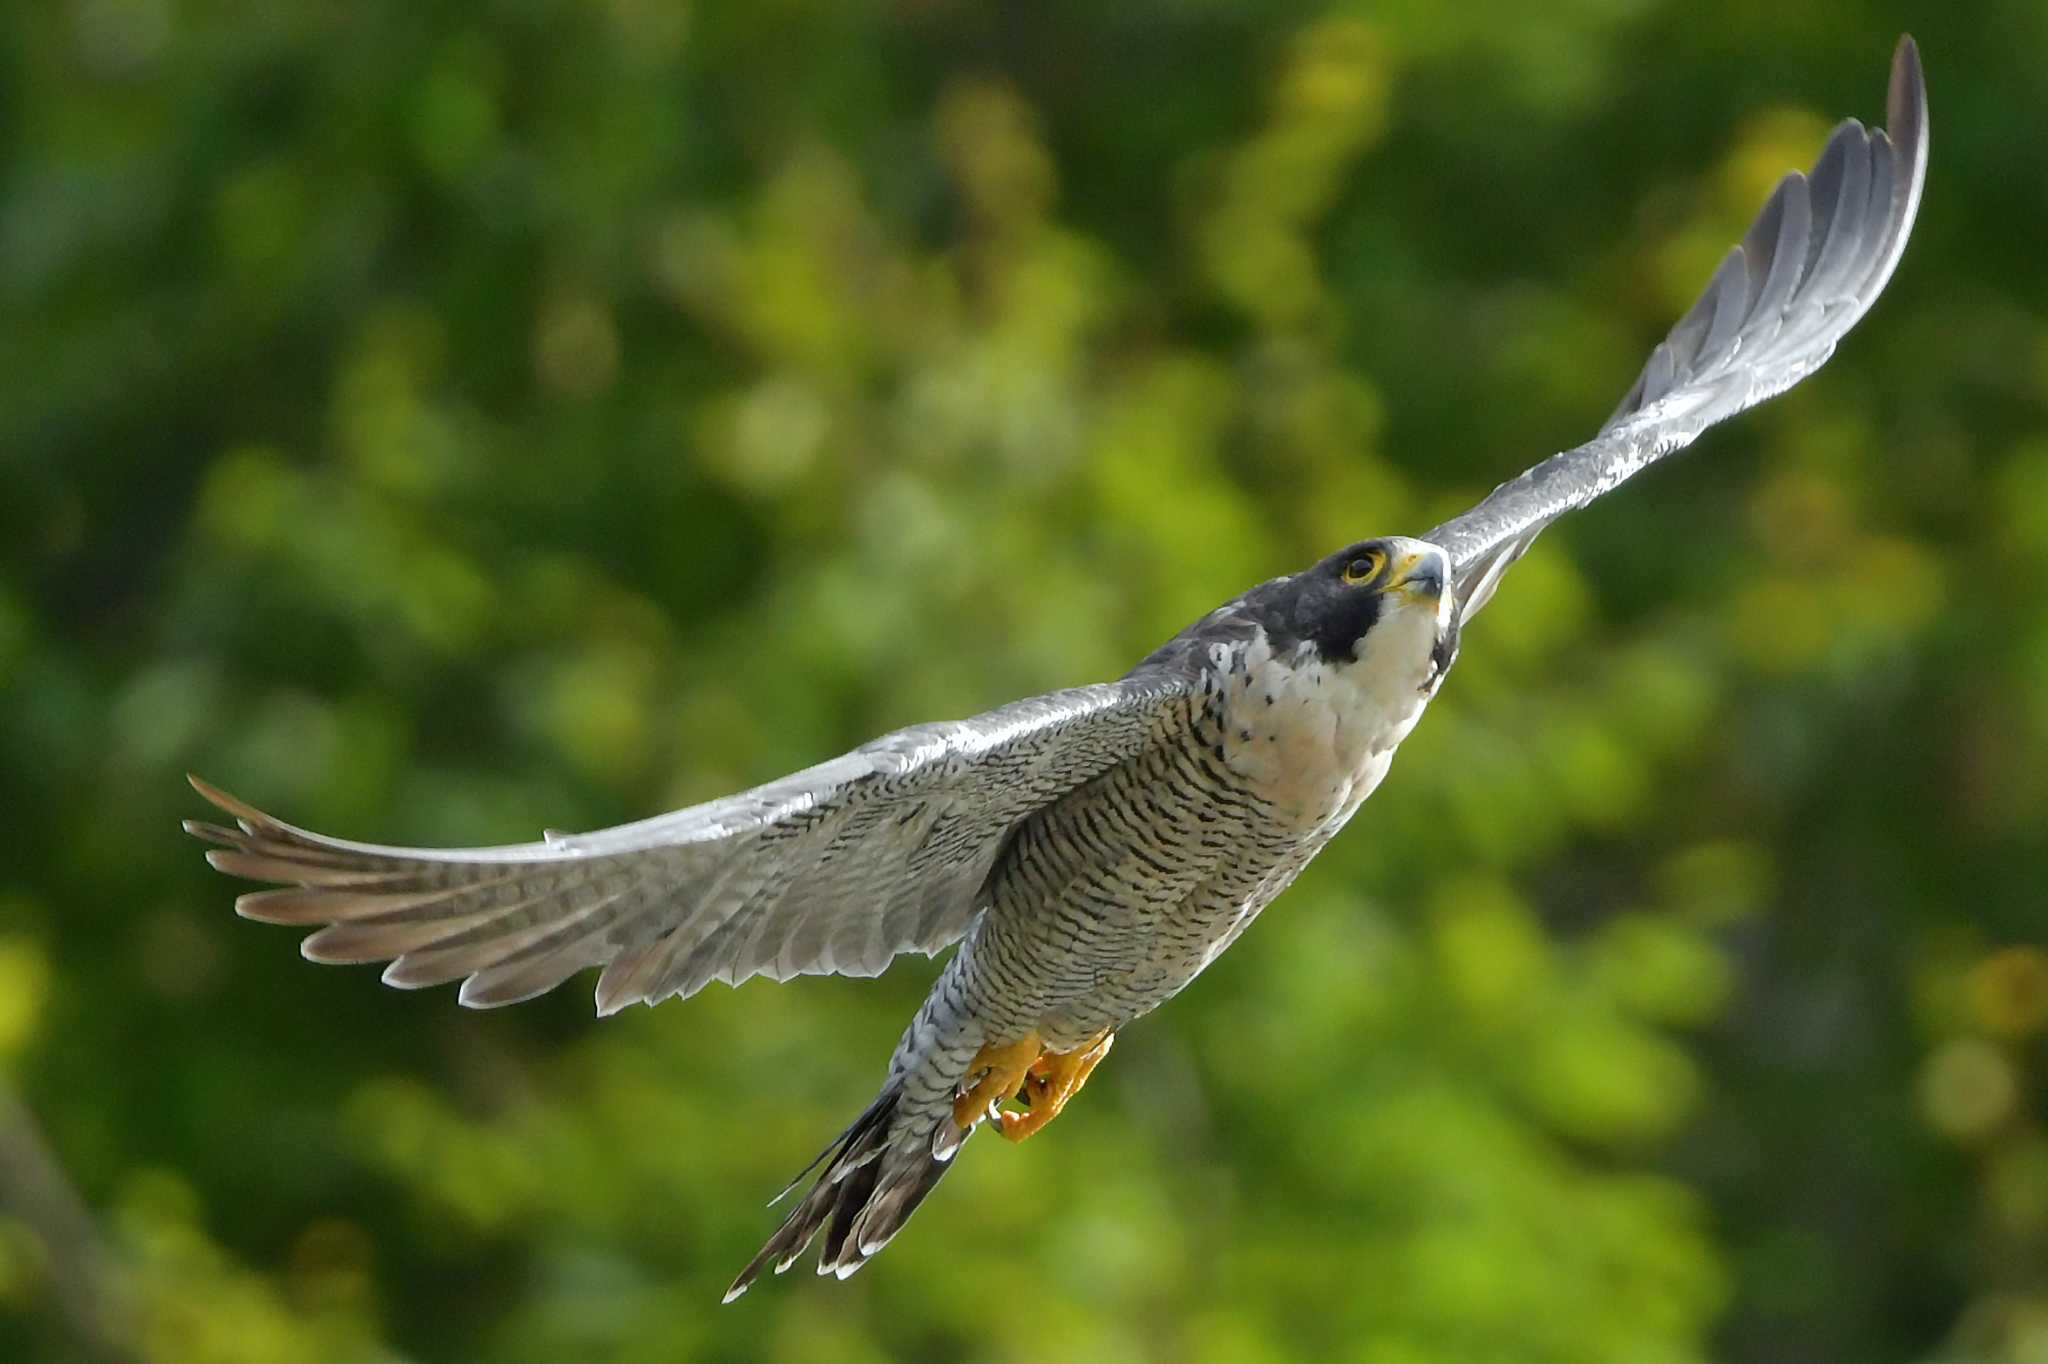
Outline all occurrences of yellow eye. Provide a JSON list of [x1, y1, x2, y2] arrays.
[[1341, 550, 1384, 585]]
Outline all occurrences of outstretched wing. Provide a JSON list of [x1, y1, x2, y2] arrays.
[[188, 674, 1193, 1012], [1427, 36, 1928, 622]]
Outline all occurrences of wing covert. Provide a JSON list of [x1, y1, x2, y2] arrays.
[[1426, 36, 1927, 621]]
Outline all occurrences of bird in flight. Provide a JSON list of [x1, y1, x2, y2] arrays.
[[187, 38, 1927, 1301]]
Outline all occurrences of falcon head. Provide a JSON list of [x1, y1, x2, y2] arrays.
[[1247, 535, 1457, 691]]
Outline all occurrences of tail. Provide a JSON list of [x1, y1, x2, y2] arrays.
[[724, 1082, 970, 1301]]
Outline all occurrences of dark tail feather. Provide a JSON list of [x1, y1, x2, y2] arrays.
[[723, 1087, 963, 1302]]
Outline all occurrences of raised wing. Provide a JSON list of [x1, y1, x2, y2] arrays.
[[1427, 36, 1928, 621], [187, 675, 1193, 1012]]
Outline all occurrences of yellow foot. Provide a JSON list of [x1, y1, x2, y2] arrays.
[[952, 1033, 1043, 1130], [997, 1031, 1114, 1144]]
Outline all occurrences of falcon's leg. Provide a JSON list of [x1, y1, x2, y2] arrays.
[[997, 1031, 1114, 1144], [951, 1034, 1042, 1130]]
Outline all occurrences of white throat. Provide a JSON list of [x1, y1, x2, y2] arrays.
[[1210, 600, 1447, 827]]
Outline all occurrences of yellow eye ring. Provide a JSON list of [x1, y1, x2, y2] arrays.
[[1341, 550, 1385, 585]]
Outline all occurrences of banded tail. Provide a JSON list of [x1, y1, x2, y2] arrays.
[[724, 1083, 969, 1300]]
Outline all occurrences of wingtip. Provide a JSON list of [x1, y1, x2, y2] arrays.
[[455, 976, 499, 1009], [1889, 33, 1928, 161], [1893, 33, 1921, 79], [186, 771, 233, 806], [457, 970, 561, 1010], [186, 773, 274, 831], [379, 959, 435, 991], [184, 819, 238, 846], [233, 888, 306, 923], [1876, 31, 1929, 301]]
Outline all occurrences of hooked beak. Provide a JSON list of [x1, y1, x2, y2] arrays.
[[1385, 545, 1457, 692], [1385, 548, 1448, 605]]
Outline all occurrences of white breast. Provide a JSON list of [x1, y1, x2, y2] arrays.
[[1210, 611, 1442, 829]]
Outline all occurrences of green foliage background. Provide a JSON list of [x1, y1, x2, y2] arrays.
[[4, 2, 2046, 1360]]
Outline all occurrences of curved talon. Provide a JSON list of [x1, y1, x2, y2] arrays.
[[995, 1031, 1114, 1143], [954, 1029, 1116, 1140], [951, 1034, 1042, 1130]]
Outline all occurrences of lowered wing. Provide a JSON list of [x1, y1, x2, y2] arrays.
[[1427, 36, 1928, 622], [188, 675, 1191, 1012]]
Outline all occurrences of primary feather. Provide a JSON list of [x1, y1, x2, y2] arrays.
[[1428, 35, 1927, 623]]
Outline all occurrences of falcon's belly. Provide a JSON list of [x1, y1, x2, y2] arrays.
[[965, 620, 1440, 1049]]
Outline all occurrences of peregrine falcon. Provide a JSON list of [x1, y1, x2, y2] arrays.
[[185, 39, 1927, 1299]]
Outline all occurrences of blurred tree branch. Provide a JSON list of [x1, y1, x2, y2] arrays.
[[0, 1086, 137, 1364]]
